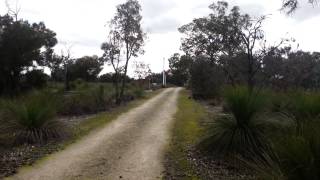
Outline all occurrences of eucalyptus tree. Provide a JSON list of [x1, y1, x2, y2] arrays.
[[113, 0, 145, 102], [68, 56, 102, 82], [101, 30, 123, 104], [282, 0, 318, 14], [168, 53, 193, 86], [133, 61, 151, 80], [0, 14, 57, 95], [179, 2, 244, 64], [179, 2, 247, 87], [179, 1, 283, 90], [102, 0, 146, 103]]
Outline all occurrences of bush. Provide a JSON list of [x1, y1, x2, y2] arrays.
[[269, 91, 290, 113], [250, 121, 320, 180], [70, 78, 88, 90], [99, 73, 115, 83], [132, 87, 145, 99], [286, 92, 320, 135], [0, 91, 65, 144], [118, 84, 145, 103], [275, 126, 320, 180], [273, 92, 320, 180], [200, 86, 270, 158], [0, 99, 8, 145], [190, 58, 224, 99], [59, 85, 113, 115], [246, 91, 320, 180], [23, 69, 49, 89]]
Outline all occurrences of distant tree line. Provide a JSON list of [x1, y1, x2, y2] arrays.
[[168, 1, 320, 98], [282, 0, 318, 14], [0, 12, 106, 95], [0, 0, 145, 103]]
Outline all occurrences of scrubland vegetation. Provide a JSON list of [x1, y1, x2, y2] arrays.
[[0, 0, 154, 177], [0, 82, 146, 144], [164, 0, 320, 179], [0, 0, 319, 178]]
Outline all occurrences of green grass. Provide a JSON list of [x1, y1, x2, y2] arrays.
[[165, 89, 206, 179]]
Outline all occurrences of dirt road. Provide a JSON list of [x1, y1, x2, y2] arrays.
[[9, 88, 181, 180]]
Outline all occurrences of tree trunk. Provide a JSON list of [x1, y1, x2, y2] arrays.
[[3, 70, 20, 96], [119, 42, 130, 104], [247, 53, 254, 92], [64, 63, 70, 91], [114, 72, 121, 105]]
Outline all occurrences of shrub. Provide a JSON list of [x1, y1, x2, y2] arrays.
[[73, 78, 88, 90], [0, 91, 65, 144], [286, 92, 320, 135], [273, 92, 320, 180], [0, 99, 8, 145], [190, 58, 224, 99], [269, 91, 290, 113], [59, 85, 113, 115], [91, 85, 111, 111], [200, 86, 270, 158], [250, 121, 320, 180], [132, 87, 145, 98], [119, 84, 145, 103], [276, 127, 320, 180], [247, 91, 320, 180], [23, 69, 48, 89]]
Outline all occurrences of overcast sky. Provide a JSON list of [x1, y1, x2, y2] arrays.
[[1, 0, 320, 75]]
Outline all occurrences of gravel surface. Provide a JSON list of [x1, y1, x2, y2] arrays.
[[9, 88, 181, 180], [0, 112, 99, 179], [0, 143, 63, 179], [189, 149, 255, 180]]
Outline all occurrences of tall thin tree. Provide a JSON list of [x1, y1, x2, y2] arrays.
[[111, 0, 146, 103], [101, 30, 123, 104]]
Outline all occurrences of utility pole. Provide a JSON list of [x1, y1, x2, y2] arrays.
[[162, 57, 166, 87]]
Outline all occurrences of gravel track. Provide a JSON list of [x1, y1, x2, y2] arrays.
[[9, 88, 181, 180]]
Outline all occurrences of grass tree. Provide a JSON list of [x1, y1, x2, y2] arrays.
[[201, 86, 272, 159], [246, 92, 320, 180], [1, 91, 66, 144]]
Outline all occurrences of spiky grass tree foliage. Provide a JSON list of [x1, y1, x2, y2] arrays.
[[274, 93, 320, 180], [248, 92, 320, 180], [202, 86, 270, 158], [275, 127, 320, 180], [287, 92, 320, 135], [270, 92, 290, 113], [1, 91, 65, 144], [250, 121, 320, 180]]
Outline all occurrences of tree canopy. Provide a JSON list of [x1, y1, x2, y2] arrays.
[[168, 53, 193, 86], [102, 0, 146, 104], [68, 56, 103, 82], [0, 14, 57, 94], [282, 0, 318, 14]]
